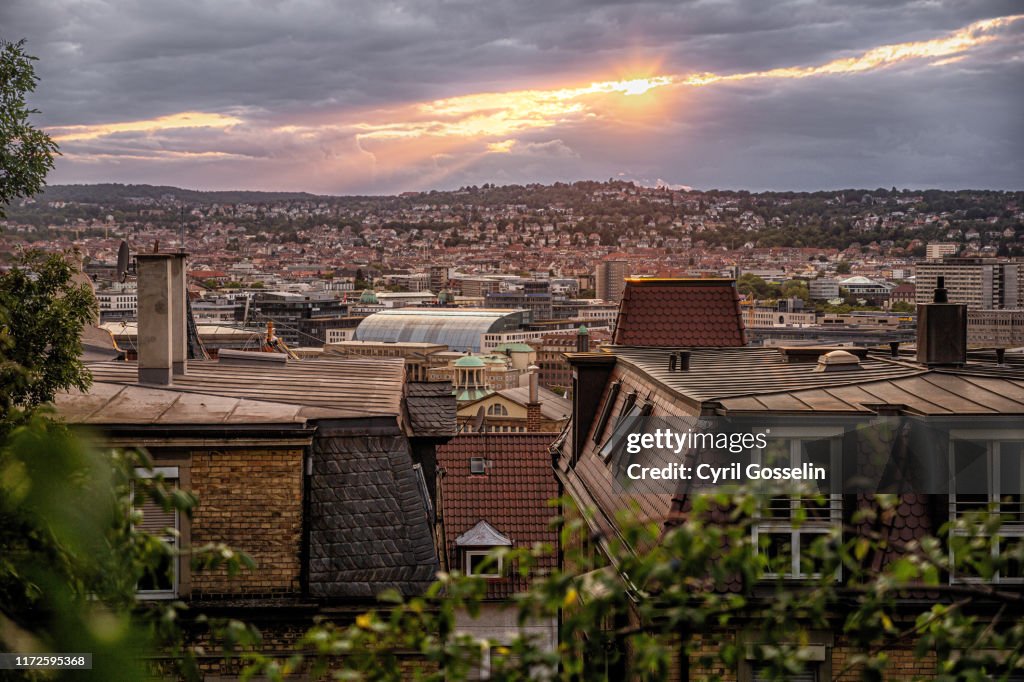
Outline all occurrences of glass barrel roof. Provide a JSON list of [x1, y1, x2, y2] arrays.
[[354, 309, 527, 352]]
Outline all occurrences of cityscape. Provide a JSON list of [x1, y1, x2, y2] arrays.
[[2, 0, 1024, 680]]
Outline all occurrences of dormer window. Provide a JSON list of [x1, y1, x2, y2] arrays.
[[455, 520, 512, 579], [465, 550, 502, 578]]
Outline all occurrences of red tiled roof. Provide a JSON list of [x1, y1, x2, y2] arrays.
[[437, 434, 560, 599], [612, 278, 746, 347]]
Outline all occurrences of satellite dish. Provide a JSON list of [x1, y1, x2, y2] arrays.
[[472, 406, 485, 433], [116, 241, 132, 282]]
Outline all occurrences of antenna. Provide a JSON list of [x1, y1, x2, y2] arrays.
[[116, 240, 134, 283], [472, 406, 485, 433]]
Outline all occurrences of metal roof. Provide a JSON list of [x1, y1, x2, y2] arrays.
[[84, 356, 405, 419], [55, 381, 307, 425], [717, 370, 1024, 414], [354, 308, 528, 352], [611, 345, 925, 406]]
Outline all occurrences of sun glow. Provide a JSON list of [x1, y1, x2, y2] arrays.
[[45, 13, 1022, 177]]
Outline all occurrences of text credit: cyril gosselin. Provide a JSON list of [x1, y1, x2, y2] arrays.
[[623, 428, 827, 482]]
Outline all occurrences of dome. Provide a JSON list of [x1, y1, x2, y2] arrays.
[[454, 354, 486, 368], [359, 289, 378, 304]]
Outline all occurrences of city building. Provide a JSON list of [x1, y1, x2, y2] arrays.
[[531, 326, 611, 394], [967, 309, 1024, 348], [914, 257, 1024, 309], [485, 280, 553, 320], [456, 372, 571, 434], [595, 259, 629, 303], [890, 282, 916, 306], [435, 434, 560, 675], [95, 284, 138, 322], [838, 276, 894, 305], [245, 291, 350, 345], [925, 242, 958, 260], [809, 278, 840, 301], [355, 308, 532, 353], [324, 339, 448, 381]]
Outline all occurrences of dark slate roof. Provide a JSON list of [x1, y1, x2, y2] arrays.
[[308, 430, 438, 598], [85, 357, 405, 419], [405, 382, 457, 437], [437, 434, 560, 599], [612, 279, 746, 347]]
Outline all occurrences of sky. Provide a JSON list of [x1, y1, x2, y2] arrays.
[[3, 0, 1022, 194]]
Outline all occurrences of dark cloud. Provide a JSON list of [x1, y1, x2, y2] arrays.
[[1, 0, 1020, 191]]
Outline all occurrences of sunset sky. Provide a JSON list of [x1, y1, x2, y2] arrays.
[[3, 0, 1022, 194]]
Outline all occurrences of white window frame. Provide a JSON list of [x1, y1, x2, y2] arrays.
[[949, 431, 1024, 585], [751, 430, 842, 580], [465, 549, 502, 578], [133, 466, 180, 600]]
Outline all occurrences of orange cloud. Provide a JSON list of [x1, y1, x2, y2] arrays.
[[49, 111, 243, 143]]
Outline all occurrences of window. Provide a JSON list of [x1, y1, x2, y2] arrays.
[[750, 662, 820, 681], [740, 634, 830, 681], [950, 438, 1024, 584], [591, 381, 622, 444], [465, 550, 502, 578], [487, 403, 509, 417], [133, 466, 180, 599], [752, 436, 841, 580], [599, 392, 650, 462]]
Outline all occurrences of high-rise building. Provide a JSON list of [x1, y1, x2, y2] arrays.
[[595, 259, 628, 303], [914, 258, 1023, 309], [925, 242, 958, 261]]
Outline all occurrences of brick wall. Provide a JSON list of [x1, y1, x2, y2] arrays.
[[189, 448, 304, 596]]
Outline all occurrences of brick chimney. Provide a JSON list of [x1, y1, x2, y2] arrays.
[[526, 364, 542, 432], [136, 252, 188, 384]]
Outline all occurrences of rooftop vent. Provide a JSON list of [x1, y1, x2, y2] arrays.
[[814, 350, 862, 373], [779, 346, 869, 364]]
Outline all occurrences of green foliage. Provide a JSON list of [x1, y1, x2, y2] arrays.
[[0, 39, 59, 219], [0, 416, 259, 681], [0, 250, 97, 424], [224, 492, 1024, 681], [890, 301, 915, 313]]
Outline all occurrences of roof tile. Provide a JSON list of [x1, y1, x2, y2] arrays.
[[613, 279, 746, 347]]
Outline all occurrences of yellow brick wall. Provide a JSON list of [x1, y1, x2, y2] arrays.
[[189, 448, 304, 595]]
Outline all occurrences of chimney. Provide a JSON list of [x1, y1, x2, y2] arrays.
[[575, 325, 589, 353], [526, 364, 542, 432], [170, 253, 188, 376], [136, 254, 175, 384], [916, 276, 967, 367], [136, 252, 188, 383], [889, 341, 900, 359], [678, 350, 691, 371]]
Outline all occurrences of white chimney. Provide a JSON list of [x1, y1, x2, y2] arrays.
[[135, 252, 188, 384], [528, 364, 539, 404], [170, 253, 188, 376]]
